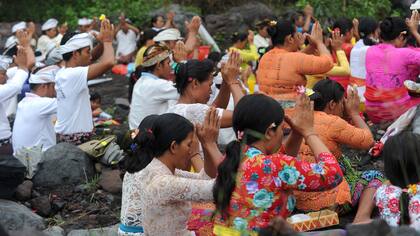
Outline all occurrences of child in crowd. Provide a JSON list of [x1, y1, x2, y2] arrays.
[[376, 131, 420, 230]]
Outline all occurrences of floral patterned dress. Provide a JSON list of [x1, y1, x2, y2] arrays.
[[214, 146, 343, 232], [375, 184, 420, 230]]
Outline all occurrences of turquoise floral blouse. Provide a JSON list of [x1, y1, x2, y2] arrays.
[[215, 146, 343, 232]]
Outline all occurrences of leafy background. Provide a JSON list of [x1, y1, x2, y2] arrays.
[[0, 0, 408, 28]]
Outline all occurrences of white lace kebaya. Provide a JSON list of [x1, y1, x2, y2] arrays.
[[119, 158, 214, 236]]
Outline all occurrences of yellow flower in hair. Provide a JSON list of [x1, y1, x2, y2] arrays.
[[99, 14, 106, 21], [305, 88, 315, 97], [408, 184, 418, 195]]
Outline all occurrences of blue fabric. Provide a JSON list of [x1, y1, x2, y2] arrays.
[[18, 78, 30, 102], [296, 23, 314, 33], [119, 224, 144, 233], [126, 63, 136, 78]]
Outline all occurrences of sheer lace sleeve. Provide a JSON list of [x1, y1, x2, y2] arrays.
[[148, 174, 214, 203], [175, 168, 212, 180], [184, 104, 224, 124]]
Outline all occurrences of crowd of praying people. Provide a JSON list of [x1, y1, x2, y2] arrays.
[[1, 3, 420, 236]]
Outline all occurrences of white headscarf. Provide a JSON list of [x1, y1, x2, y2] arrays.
[[12, 21, 26, 33], [78, 18, 93, 26], [30, 66, 59, 84], [45, 43, 63, 66], [58, 33, 92, 55], [42, 19, 58, 31]]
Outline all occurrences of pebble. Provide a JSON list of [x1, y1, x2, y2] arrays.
[[30, 196, 52, 217], [15, 180, 33, 201], [105, 194, 114, 204], [51, 200, 66, 211], [74, 184, 89, 194], [94, 163, 103, 173]]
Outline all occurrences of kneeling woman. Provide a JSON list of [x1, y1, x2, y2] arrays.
[[213, 94, 343, 232], [119, 111, 221, 235], [295, 79, 384, 223]]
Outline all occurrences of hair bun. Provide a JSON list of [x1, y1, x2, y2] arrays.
[[267, 24, 278, 38], [380, 18, 393, 33]]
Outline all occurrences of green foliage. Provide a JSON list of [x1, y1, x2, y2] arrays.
[[0, 0, 169, 28], [84, 174, 100, 193], [296, 0, 392, 20], [0, 0, 402, 29]]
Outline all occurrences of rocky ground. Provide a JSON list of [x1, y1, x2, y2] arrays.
[[0, 73, 388, 235]]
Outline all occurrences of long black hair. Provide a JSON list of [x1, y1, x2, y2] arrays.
[[213, 94, 285, 218], [231, 32, 248, 44], [174, 59, 214, 95], [310, 79, 345, 111], [379, 17, 408, 42], [267, 20, 296, 46], [137, 29, 158, 49], [332, 18, 353, 35], [151, 15, 164, 27], [125, 113, 194, 173], [358, 17, 379, 46], [382, 131, 420, 225]]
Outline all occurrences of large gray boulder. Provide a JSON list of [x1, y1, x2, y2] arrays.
[[0, 199, 45, 232], [33, 143, 95, 188], [149, 4, 196, 34], [43, 226, 65, 236], [150, 2, 275, 50], [204, 2, 276, 47]]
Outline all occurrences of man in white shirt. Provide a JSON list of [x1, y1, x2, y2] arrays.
[[55, 18, 114, 145], [12, 66, 58, 152], [37, 19, 63, 57], [0, 46, 29, 155], [128, 44, 178, 129], [114, 16, 139, 64], [254, 19, 272, 51]]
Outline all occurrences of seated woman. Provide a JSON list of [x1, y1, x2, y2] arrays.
[[329, 18, 355, 90], [294, 79, 383, 223], [229, 31, 259, 93], [229, 31, 259, 67], [167, 52, 244, 171], [169, 52, 244, 127], [128, 43, 178, 130], [376, 131, 420, 230], [349, 17, 379, 102], [365, 16, 420, 124], [213, 93, 343, 233], [256, 19, 333, 105], [119, 110, 221, 235]]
